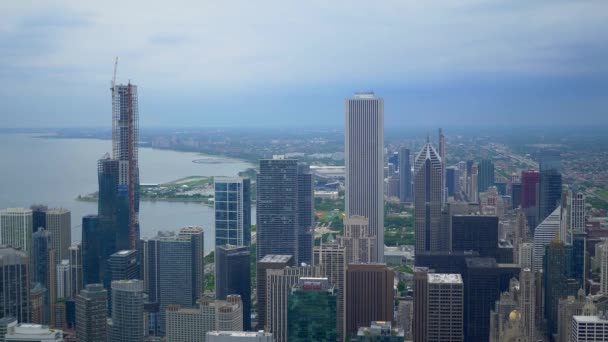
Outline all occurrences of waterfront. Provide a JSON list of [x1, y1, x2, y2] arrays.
[[0, 134, 254, 253]]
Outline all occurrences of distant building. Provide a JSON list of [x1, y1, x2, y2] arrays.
[[75, 284, 107, 342], [345, 264, 394, 338], [206, 331, 273, 341], [414, 140, 443, 254], [215, 245, 251, 330], [108, 280, 145, 342], [521, 169, 540, 228], [68, 244, 83, 298], [56, 260, 71, 299], [4, 324, 63, 342], [45, 208, 71, 263], [399, 147, 412, 203], [477, 159, 495, 193], [357, 321, 404, 342], [297, 164, 314, 265], [345, 92, 385, 262], [0, 208, 33, 254], [446, 166, 459, 196], [81, 215, 101, 286], [451, 215, 499, 258], [287, 278, 337, 341], [0, 246, 30, 323], [538, 150, 562, 225], [532, 206, 562, 272], [511, 182, 522, 209], [214, 178, 251, 247], [256, 255, 294, 330], [165, 295, 243, 342]]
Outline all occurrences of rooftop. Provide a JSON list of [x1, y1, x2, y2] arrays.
[[207, 331, 273, 337], [259, 255, 293, 263], [573, 315, 608, 323], [427, 273, 463, 284], [353, 91, 376, 99]]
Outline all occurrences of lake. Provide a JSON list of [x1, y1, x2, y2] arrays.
[[0, 134, 255, 253]]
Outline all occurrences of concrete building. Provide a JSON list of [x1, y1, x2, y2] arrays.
[[0, 208, 33, 254], [75, 284, 107, 342], [45, 208, 70, 263], [427, 274, 464, 342], [206, 331, 273, 342], [345, 92, 384, 262], [108, 280, 146, 342], [56, 259, 70, 299], [215, 245, 251, 330], [266, 264, 322, 342], [165, 295, 243, 342], [256, 255, 293, 330], [214, 177, 251, 247], [4, 324, 63, 342], [572, 314, 608, 342], [414, 140, 443, 253], [0, 246, 30, 323], [313, 241, 346, 340], [345, 263, 394, 338], [337, 215, 376, 264]]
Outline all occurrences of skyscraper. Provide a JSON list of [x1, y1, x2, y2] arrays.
[[532, 206, 562, 272], [266, 264, 323, 342], [438, 128, 447, 205], [257, 157, 299, 262], [106, 250, 139, 289], [287, 278, 337, 342], [75, 283, 108, 342], [345, 92, 384, 262], [398, 147, 412, 203], [81, 215, 105, 286], [427, 274, 464, 342], [446, 166, 459, 196], [538, 149, 562, 224], [297, 163, 314, 265], [414, 140, 442, 253], [256, 255, 294, 330], [345, 263, 394, 338], [0, 208, 33, 254], [519, 268, 535, 340], [413, 267, 428, 342], [45, 208, 71, 263], [178, 226, 205, 302], [32, 228, 50, 288], [0, 247, 30, 323], [336, 215, 376, 264], [314, 241, 346, 341], [569, 192, 585, 233], [109, 279, 146, 342], [56, 259, 71, 299], [451, 215, 499, 258], [477, 159, 495, 193], [601, 242, 608, 294], [463, 258, 503, 342], [214, 177, 251, 247], [521, 169, 540, 228], [215, 245, 251, 330], [31, 205, 47, 232], [68, 243, 83, 298]]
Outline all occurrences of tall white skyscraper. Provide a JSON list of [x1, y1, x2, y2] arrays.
[[413, 140, 443, 253], [345, 92, 384, 262], [0, 208, 33, 254], [532, 206, 562, 272]]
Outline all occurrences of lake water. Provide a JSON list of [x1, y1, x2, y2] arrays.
[[0, 134, 254, 253]]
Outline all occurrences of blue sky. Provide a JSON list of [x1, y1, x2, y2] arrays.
[[1, 1, 607, 128]]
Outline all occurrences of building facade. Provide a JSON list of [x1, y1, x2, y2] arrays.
[[109, 280, 145, 342], [427, 274, 464, 342], [414, 141, 443, 253], [256, 255, 294, 330], [0, 208, 33, 254], [287, 278, 337, 342], [214, 178, 251, 247], [0, 246, 30, 323], [215, 245, 251, 330], [45, 208, 71, 263], [75, 284, 108, 342]]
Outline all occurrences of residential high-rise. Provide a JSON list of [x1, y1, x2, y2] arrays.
[[538, 149, 562, 225], [345, 263, 394, 338], [337, 216, 376, 264], [297, 163, 314, 265], [158, 236, 196, 334], [427, 274, 464, 342], [256, 255, 294, 330], [111, 82, 140, 250], [178, 226, 205, 302], [166, 295, 243, 342], [68, 244, 82, 298], [345, 92, 384, 262], [215, 245, 251, 330], [313, 241, 346, 340], [266, 264, 323, 342], [45, 208, 71, 263], [398, 147, 412, 203], [287, 278, 337, 342], [75, 284, 108, 342], [477, 159, 495, 193], [0, 208, 33, 254], [532, 206, 562, 272], [451, 215, 498, 258], [0, 246, 30, 323], [214, 178, 251, 247], [414, 140, 442, 253], [109, 279, 145, 342], [257, 157, 299, 262]]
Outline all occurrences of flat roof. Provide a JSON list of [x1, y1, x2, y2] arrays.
[[574, 315, 608, 323], [427, 273, 463, 284], [259, 255, 293, 263]]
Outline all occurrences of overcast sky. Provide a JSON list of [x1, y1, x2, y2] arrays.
[[1, 1, 607, 128]]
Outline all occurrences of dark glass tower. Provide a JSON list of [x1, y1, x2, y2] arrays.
[[215, 244, 252, 330], [398, 147, 412, 202], [81, 215, 102, 285], [31, 205, 48, 232], [451, 215, 499, 258], [257, 157, 299, 262], [297, 163, 314, 265], [214, 178, 251, 247], [538, 150, 562, 224], [287, 278, 337, 342], [477, 159, 495, 193]]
